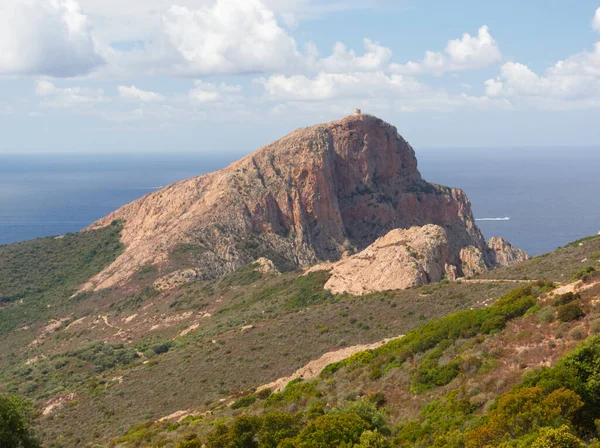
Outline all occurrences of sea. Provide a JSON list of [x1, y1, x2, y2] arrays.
[[1, 147, 599, 256]]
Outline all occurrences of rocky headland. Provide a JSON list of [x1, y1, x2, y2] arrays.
[[83, 113, 526, 293]]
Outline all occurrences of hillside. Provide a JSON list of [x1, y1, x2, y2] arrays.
[[0, 113, 594, 447], [82, 113, 522, 293], [0, 227, 598, 446], [102, 236, 600, 448]]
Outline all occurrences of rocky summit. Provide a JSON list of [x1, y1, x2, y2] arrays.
[[83, 113, 526, 292]]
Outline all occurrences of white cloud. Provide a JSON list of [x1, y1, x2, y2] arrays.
[[446, 26, 501, 68], [118, 86, 165, 102], [318, 39, 392, 73], [155, 0, 303, 76], [0, 104, 14, 115], [593, 7, 600, 32], [35, 80, 106, 107], [188, 81, 242, 103], [485, 42, 600, 109], [260, 72, 426, 101], [257, 71, 508, 113], [103, 0, 398, 77], [35, 80, 58, 96], [0, 0, 103, 77], [77, 0, 383, 43], [391, 26, 501, 75]]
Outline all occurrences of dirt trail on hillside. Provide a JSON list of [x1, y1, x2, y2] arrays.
[[551, 279, 598, 296], [459, 279, 532, 284], [256, 335, 404, 394], [253, 278, 598, 395]]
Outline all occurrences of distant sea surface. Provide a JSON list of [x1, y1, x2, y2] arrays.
[[1, 148, 599, 256]]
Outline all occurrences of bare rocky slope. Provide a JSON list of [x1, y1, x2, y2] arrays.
[[84, 113, 525, 292], [310, 224, 527, 295]]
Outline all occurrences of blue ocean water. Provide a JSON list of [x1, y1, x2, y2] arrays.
[[0, 148, 599, 256]]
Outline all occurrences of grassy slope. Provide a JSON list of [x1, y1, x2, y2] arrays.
[[1, 232, 599, 446], [108, 277, 600, 447], [480, 234, 600, 282], [100, 237, 600, 447], [0, 221, 124, 335]]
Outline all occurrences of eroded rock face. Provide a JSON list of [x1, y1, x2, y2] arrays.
[[460, 246, 488, 277], [255, 257, 280, 275], [486, 237, 529, 267], [82, 114, 518, 291], [313, 226, 529, 296], [154, 269, 199, 292], [316, 225, 452, 295]]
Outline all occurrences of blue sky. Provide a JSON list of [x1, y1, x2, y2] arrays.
[[1, 0, 600, 153]]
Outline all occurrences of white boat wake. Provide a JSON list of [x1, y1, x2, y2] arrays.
[[476, 217, 511, 221]]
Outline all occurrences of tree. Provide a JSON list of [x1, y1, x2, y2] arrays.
[[466, 387, 583, 448], [530, 426, 586, 448], [293, 413, 369, 448], [356, 430, 391, 448], [0, 395, 39, 448], [257, 412, 302, 448]]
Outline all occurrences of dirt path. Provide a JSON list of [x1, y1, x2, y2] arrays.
[[459, 279, 533, 284], [256, 335, 404, 394], [100, 315, 118, 329]]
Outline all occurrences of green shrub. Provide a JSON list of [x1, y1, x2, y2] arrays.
[[258, 412, 303, 447], [465, 387, 583, 447], [64, 341, 139, 372], [530, 425, 586, 448], [411, 344, 461, 393], [219, 263, 263, 288], [0, 395, 39, 448], [0, 223, 124, 334], [589, 319, 600, 334], [205, 412, 302, 448], [176, 434, 202, 448], [331, 400, 391, 435], [293, 413, 370, 448], [151, 342, 173, 355], [554, 292, 581, 306], [568, 325, 587, 341], [257, 388, 272, 400], [356, 430, 391, 448], [322, 285, 536, 380], [557, 302, 585, 322], [573, 267, 596, 281], [265, 380, 321, 407], [555, 322, 571, 339], [537, 306, 556, 323], [394, 388, 476, 447], [524, 304, 541, 317], [205, 415, 262, 448], [368, 393, 386, 408], [241, 271, 335, 312], [523, 335, 600, 431], [231, 394, 257, 410]]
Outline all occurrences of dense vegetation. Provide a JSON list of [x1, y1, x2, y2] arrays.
[[0, 221, 124, 333], [2, 229, 600, 446], [0, 394, 39, 448], [144, 286, 600, 448], [322, 282, 548, 389]]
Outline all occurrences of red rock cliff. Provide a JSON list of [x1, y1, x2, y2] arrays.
[[83, 114, 494, 291]]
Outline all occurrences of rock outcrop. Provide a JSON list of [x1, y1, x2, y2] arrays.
[[313, 225, 452, 295], [83, 113, 524, 292], [154, 269, 199, 292], [460, 246, 488, 278], [311, 225, 528, 296], [255, 257, 280, 275], [486, 237, 529, 267]]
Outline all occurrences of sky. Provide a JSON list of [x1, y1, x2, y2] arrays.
[[1, 0, 600, 153]]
